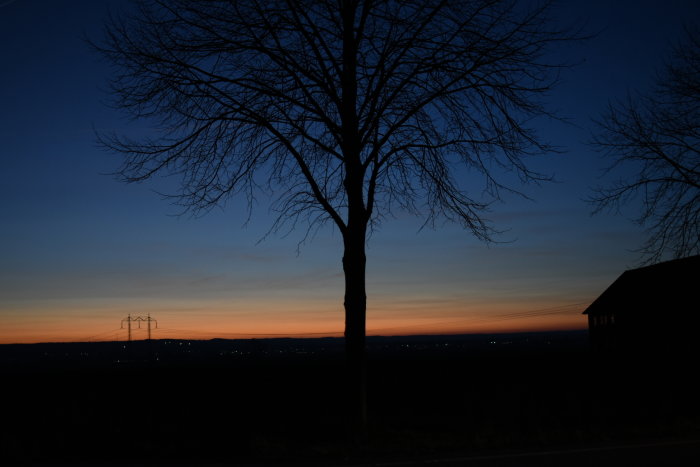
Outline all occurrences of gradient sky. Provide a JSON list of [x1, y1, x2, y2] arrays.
[[2, 0, 699, 344]]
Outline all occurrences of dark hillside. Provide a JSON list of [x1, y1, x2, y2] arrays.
[[1, 331, 698, 464]]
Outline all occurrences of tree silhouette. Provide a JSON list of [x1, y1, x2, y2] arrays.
[[97, 0, 572, 437], [592, 28, 700, 263]]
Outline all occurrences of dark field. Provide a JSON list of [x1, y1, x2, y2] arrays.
[[1, 331, 699, 464]]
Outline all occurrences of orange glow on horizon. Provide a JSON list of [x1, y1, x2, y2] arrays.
[[0, 299, 588, 344]]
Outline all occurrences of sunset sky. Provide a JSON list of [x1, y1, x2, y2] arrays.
[[2, 0, 699, 344]]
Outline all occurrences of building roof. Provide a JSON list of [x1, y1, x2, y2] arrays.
[[583, 255, 700, 316]]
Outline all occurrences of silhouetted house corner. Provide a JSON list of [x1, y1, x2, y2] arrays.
[[583, 255, 700, 356]]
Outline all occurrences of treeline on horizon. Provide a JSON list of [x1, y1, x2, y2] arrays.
[[0, 330, 589, 368]]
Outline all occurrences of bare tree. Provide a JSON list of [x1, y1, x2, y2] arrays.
[[97, 0, 572, 437], [591, 28, 700, 263]]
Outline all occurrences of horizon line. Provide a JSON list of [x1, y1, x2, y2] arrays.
[[0, 328, 588, 346]]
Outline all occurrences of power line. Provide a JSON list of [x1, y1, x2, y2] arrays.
[[91, 302, 588, 342], [364, 302, 589, 334], [121, 314, 158, 342], [154, 327, 344, 338], [83, 328, 124, 342]]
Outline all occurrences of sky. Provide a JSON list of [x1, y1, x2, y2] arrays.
[[1, 0, 699, 344]]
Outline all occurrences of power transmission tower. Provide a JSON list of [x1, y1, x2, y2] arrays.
[[144, 314, 157, 341], [120, 314, 158, 341], [121, 314, 133, 342]]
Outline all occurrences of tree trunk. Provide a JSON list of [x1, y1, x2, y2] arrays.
[[343, 223, 367, 444], [339, 0, 367, 444]]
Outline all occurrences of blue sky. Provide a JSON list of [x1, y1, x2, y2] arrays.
[[1, 0, 699, 343]]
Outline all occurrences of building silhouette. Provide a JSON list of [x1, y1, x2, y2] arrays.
[[583, 255, 700, 356]]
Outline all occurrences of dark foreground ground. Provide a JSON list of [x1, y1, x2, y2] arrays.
[[1, 331, 699, 465]]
